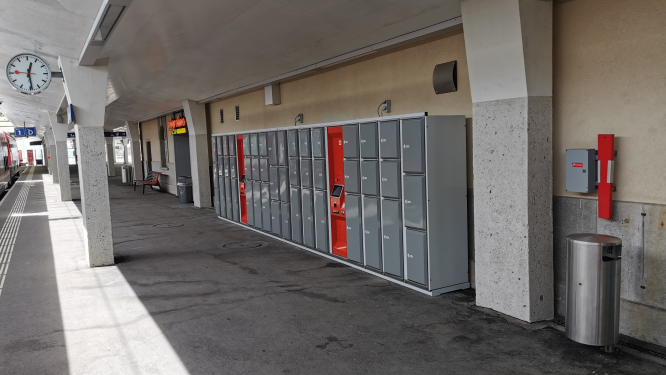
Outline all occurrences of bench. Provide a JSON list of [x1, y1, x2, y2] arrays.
[[134, 171, 162, 194]]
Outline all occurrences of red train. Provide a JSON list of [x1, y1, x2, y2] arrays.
[[0, 130, 20, 193]]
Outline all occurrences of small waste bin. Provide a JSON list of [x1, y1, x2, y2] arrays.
[[177, 176, 194, 204], [121, 166, 129, 184], [565, 233, 622, 352]]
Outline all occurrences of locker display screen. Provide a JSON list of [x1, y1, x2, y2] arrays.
[[331, 185, 343, 198]]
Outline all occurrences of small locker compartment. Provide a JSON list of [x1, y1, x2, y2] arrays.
[[403, 175, 427, 230], [250, 133, 259, 156], [271, 201, 281, 236], [289, 159, 300, 186], [223, 157, 230, 177], [287, 130, 299, 157], [279, 167, 289, 202], [229, 135, 236, 156], [360, 122, 378, 159], [300, 159, 312, 188], [222, 135, 228, 156], [253, 181, 262, 228], [261, 183, 271, 231], [258, 133, 268, 156], [314, 190, 329, 253], [229, 157, 237, 178], [290, 187, 303, 243], [405, 229, 428, 286], [225, 178, 232, 219], [298, 129, 311, 157], [251, 158, 260, 180], [212, 137, 217, 162], [218, 188, 226, 218], [214, 188, 221, 216], [402, 118, 426, 174], [269, 167, 279, 200], [260, 158, 269, 182], [244, 157, 251, 179], [380, 160, 401, 198], [382, 199, 403, 277], [344, 160, 360, 194], [213, 163, 219, 190], [345, 194, 362, 263], [243, 134, 250, 156], [311, 128, 325, 158], [363, 196, 382, 270], [313, 159, 326, 190], [277, 130, 287, 165], [302, 189, 315, 248], [281, 203, 291, 240], [343, 124, 359, 158], [379, 120, 400, 159], [361, 161, 379, 196], [245, 181, 254, 226], [231, 178, 240, 221], [267, 132, 277, 165]]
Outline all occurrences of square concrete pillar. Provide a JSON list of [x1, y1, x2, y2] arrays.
[[126, 121, 143, 182], [45, 131, 56, 176], [49, 115, 71, 200], [106, 137, 116, 177], [462, 0, 553, 322], [182, 99, 212, 208]]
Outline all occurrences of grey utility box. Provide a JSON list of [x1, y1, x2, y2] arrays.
[[566, 149, 597, 193]]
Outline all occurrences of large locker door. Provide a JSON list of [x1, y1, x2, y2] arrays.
[[300, 159, 312, 188], [269, 167, 279, 200], [253, 181, 262, 228], [279, 167, 289, 202], [223, 157, 230, 178], [225, 178, 233, 218], [214, 189, 221, 216], [290, 187, 303, 243], [245, 182, 254, 226], [212, 137, 218, 162], [213, 163, 219, 191], [314, 190, 329, 252], [281, 203, 291, 240], [313, 159, 326, 190], [231, 179, 239, 221], [277, 131, 287, 166], [260, 158, 269, 181], [363, 196, 382, 270], [289, 159, 300, 186], [311, 128, 325, 158], [287, 130, 299, 157], [360, 122, 378, 159], [261, 183, 271, 231], [345, 194, 363, 263], [243, 135, 250, 156], [219, 176, 226, 215], [344, 160, 360, 194], [222, 135, 228, 156], [379, 121, 400, 159], [230, 157, 237, 178], [258, 133, 268, 156], [271, 201, 281, 236], [250, 133, 259, 156], [298, 129, 311, 157], [343, 125, 359, 158], [382, 199, 403, 277], [403, 175, 427, 230], [229, 135, 236, 156], [244, 157, 251, 179], [302, 189, 315, 247], [361, 161, 379, 196], [402, 118, 426, 174], [405, 229, 428, 286], [251, 158, 260, 180], [267, 132, 278, 165], [380, 160, 401, 198]]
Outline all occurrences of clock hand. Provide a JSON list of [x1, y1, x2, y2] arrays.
[[13, 70, 35, 75], [28, 63, 33, 90]]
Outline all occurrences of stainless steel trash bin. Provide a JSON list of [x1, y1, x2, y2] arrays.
[[177, 176, 193, 204], [565, 233, 622, 352], [121, 166, 128, 183]]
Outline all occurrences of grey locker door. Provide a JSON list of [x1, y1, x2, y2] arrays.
[[269, 167, 279, 200], [344, 160, 360, 194], [298, 129, 311, 157], [243, 135, 250, 156], [230, 157, 237, 178], [262, 183, 271, 231], [260, 158, 269, 181], [289, 158, 300, 186], [218, 187, 226, 218], [300, 159, 312, 188], [382, 199, 403, 277], [223, 157, 230, 177], [245, 182, 254, 226], [229, 135, 236, 156], [213, 163, 219, 190], [250, 133, 259, 156], [302, 189, 315, 247], [222, 135, 228, 155], [406, 229, 428, 285], [277, 131, 287, 166], [215, 189, 221, 216], [379, 120, 400, 158], [281, 203, 291, 240], [360, 122, 378, 159], [345, 194, 363, 263], [380, 160, 401, 198], [244, 157, 251, 179], [212, 137, 217, 162], [361, 160, 379, 196], [314, 190, 329, 252], [251, 158, 260, 180], [343, 125, 359, 158], [287, 130, 299, 157], [253, 181, 262, 228], [402, 118, 426, 174], [279, 167, 290, 202], [231, 179, 239, 221], [271, 201, 281, 235], [313, 159, 326, 190], [258, 133, 268, 156], [311, 128, 324, 158], [267, 132, 278, 165], [403, 175, 427, 230], [225, 178, 233, 218], [290, 187, 303, 243], [363, 196, 382, 270]]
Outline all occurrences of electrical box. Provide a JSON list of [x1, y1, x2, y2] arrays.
[[565, 149, 596, 193]]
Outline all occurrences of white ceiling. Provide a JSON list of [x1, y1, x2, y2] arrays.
[[0, 0, 463, 132]]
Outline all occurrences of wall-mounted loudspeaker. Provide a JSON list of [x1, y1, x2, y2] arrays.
[[433, 60, 457, 94]]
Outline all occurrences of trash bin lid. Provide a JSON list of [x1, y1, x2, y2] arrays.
[[567, 233, 622, 246]]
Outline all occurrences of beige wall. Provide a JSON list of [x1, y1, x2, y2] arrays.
[[141, 117, 177, 194], [207, 30, 475, 188], [553, 0, 666, 204]]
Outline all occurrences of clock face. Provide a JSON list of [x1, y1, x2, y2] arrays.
[[5, 54, 52, 95]]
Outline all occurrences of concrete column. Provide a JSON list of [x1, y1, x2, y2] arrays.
[[105, 137, 116, 177], [49, 115, 71, 200], [182, 99, 212, 208], [462, 0, 553, 322], [59, 55, 114, 267], [45, 131, 57, 178], [126, 121, 144, 181]]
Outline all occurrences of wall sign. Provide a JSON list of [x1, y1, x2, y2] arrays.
[[168, 115, 187, 135], [104, 131, 127, 137]]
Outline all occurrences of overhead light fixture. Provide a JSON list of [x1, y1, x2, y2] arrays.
[[79, 0, 133, 65]]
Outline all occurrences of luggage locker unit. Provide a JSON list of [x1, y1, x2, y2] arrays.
[[212, 114, 469, 296]]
